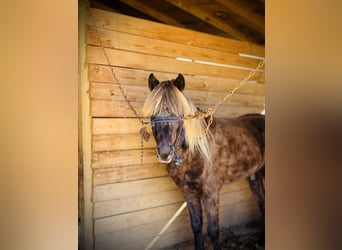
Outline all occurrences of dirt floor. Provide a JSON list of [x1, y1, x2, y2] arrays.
[[162, 221, 264, 250]]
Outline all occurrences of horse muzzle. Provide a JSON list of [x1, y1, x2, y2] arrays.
[[156, 146, 174, 164]]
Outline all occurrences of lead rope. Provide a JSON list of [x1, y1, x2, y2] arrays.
[[184, 60, 265, 136]]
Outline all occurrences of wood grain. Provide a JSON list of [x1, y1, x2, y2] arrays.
[[88, 8, 264, 57], [87, 45, 265, 81], [90, 99, 264, 118], [94, 200, 259, 249], [88, 65, 265, 85], [86, 26, 262, 69], [93, 163, 167, 185]]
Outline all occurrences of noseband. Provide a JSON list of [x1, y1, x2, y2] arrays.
[[150, 115, 185, 165]]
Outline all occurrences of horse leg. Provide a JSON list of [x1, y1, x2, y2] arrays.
[[248, 165, 265, 245], [203, 192, 220, 250], [184, 194, 205, 250]]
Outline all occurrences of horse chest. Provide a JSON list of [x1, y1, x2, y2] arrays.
[[167, 161, 207, 194]]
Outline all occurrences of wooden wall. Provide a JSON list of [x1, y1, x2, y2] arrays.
[[82, 8, 265, 250]]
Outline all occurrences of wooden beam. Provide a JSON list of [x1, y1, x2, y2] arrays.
[[165, 0, 253, 42], [120, 0, 186, 27], [91, 0, 118, 12], [79, 1, 94, 250], [215, 0, 264, 34]]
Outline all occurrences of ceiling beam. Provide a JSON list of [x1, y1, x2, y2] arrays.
[[165, 0, 254, 42], [215, 0, 264, 34], [119, 0, 186, 28]]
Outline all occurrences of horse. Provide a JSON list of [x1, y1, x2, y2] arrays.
[[142, 73, 265, 250]]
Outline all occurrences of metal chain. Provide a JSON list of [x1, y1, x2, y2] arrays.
[[88, 9, 149, 164], [184, 60, 265, 135]]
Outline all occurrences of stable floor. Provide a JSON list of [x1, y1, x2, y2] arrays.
[[161, 221, 265, 250]]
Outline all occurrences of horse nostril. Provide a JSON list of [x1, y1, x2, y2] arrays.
[[157, 145, 173, 157]]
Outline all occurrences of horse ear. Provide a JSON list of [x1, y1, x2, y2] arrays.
[[174, 74, 185, 91], [148, 73, 159, 91]]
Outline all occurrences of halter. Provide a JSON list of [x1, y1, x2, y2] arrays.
[[150, 115, 185, 165]]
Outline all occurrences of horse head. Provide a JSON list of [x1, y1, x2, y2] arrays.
[[147, 73, 185, 165]]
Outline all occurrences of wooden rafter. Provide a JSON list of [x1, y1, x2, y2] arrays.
[[215, 0, 264, 34], [120, 0, 186, 28], [165, 0, 253, 42], [91, 0, 265, 45]]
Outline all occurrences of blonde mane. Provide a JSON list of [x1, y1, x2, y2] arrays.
[[142, 81, 212, 162]]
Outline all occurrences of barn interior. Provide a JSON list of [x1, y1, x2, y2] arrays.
[[79, 1, 265, 249]]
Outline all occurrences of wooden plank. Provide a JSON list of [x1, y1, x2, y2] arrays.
[[93, 166, 250, 188], [220, 200, 260, 226], [87, 8, 264, 57], [90, 82, 265, 107], [118, 226, 194, 250], [93, 176, 178, 202], [221, 188, 255, 207], [86, 26, 263, 69], [90, 99, 264, 118], [198, 104, 264, 118], [94, 189, 184, 218], [94, 200, 259, 249], [92, 148, 159, 168], [185, 89, 265, 107], [90, 99, 144, 118], [92, 118, 147, 135], [87, 45, 265, 81], [93, 163, 167, 185], [94, 181, 255, 247], [221, 179, 250, 193], [94, 185, 253, 219], [94, 214, 191, 250], [87, 64, 118, 83], [165, 0, 252, 42], [94, 179, 249, 201], [92, 133, 155, 152], [94, 202, 188, 235], [92, 113, 267, 136], [88, 65, 265, 90], [90, 82, 149, 102]]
